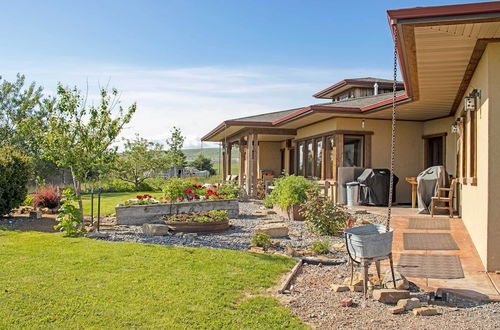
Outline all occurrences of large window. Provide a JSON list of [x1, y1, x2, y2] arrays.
[[315, 139, 323, 178], [305, 140, 313, 177], [343, 135, 364, 167], [297, 143, 304, 175]]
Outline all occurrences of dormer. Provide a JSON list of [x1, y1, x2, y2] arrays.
[[313, 77, 405, 102]]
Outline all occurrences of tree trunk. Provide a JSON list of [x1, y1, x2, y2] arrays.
[[71, 168, 84, 220]]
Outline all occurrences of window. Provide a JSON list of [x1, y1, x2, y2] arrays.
[[326, 136, 335, 179], [305, 140, 313, 177], [426, 136, 444, 168], [297, 143, 304, 175], [315, 139, 323, 178], [343, 135, 364, 167]]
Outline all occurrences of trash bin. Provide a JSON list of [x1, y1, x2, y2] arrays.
[[346, 181, 360, 206]]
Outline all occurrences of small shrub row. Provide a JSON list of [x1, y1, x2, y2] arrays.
[[163, 210, 228, 223]]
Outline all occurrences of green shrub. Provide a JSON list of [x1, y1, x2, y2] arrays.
[[23, 194, 34, 206], [162, 178, 194, 201], [164, 210, 228, 223], [270, 175, 314, 210], [54, 189, 85, 237], [140, 177, 166, 191], [301, 189, 349, 235], [310, 240, 330, 255], [216, 182, 240, 199], [262, 196, 273, 209], [0, 147, 31, 216], [208, 210, 228, 221], [251, 232, 272, 250]]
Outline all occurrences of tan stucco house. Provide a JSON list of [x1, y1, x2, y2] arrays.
[[202, 1, 500, 272]]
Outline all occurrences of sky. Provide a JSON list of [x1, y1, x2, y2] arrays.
[[1, 0, 477, 148]]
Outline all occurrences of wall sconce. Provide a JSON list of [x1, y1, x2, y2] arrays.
[[361, 120, 365, 129], [451, 123, 459, 134], [464, 89, 481, 112]]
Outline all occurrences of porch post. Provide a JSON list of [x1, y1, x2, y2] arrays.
[[246, 132, 258, 197], [221, 143, 227, 181], [239, 138, 246, 187], [227, 143, 232, 176]]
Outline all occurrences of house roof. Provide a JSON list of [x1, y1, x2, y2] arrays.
[[313, 77, 404, 99], [203, 1, 500, 142]]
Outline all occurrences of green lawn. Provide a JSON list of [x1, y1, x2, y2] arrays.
[[81, 191, 160, 216], [0, 230, 306, 329]]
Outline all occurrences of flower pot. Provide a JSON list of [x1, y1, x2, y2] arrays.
[[273, 204, 305, 221], [164, 219, 230, 233]]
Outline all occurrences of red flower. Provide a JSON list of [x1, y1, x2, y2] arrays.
[[136, 195, 143, 199], [185, 188, 192, 194]]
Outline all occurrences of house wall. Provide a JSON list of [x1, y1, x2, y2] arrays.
[[295, 117, 423, 203], [457, 42, 500, 271], [422, 117, 457, 175], [258, 142, 282, 177]]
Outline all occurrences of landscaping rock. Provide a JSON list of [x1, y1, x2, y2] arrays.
[[331, 242, 345, 249], [266, 210, 277, 215], [359, 219, 372, 224], [343, 272, 364, 286], [249, 246, 265, 254], [256, 223, 289, 238], [373, 289, 410, 304], [331, 284, 349, 292], [412, 307, 438, 316], [29, 210, 42, 219], [382, 270, 409, 290], [349, 285, 364, 292], [340, 298, 353, 307], [285, 246, 300, 257], [264, 219, 284, 224], [142, 224, 171, 236], [397, 298, 421, 311], [389, 306, 406, 314]]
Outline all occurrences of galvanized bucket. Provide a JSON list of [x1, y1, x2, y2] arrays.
[[345, 224, 393, 259]]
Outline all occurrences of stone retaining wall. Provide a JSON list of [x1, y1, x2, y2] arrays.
[[116, 199, 239, 225]]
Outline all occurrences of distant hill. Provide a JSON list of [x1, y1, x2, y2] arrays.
[[183, 147, 239, 164]]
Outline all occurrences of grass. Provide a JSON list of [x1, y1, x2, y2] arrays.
[[80, 191, 160, 216], [0, 230, 306, 329]]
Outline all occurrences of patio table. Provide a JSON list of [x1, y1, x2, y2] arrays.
[[405, 177, 417, 208]]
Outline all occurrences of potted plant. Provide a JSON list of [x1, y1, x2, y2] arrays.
[[269, 175, 314, 221]]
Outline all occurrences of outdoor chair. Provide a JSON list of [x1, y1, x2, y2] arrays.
[[431, 178, 457, 217]]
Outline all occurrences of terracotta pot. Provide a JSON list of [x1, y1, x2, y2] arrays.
[[164, 219, 230, 233], [273, 204, 305, 221]]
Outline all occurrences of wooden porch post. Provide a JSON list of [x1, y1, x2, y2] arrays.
[[226, 143, 232, 177], [246, 132, 258, 197], [221, 143, 227, 181], [239, 138, 246, 187]]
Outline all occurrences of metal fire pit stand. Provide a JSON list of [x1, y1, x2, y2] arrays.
[[345, 235, 397, 306]]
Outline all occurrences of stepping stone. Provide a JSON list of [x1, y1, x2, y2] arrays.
[[382, 270, 409, 290], [256, 224, 289, 238], [373, 289, 410, 304], [142, 224, 170, 236], [412, 307, 438, 316], [331, 284, 349, 292], [264, 219, 284, 224], [397, 298, 421, 311]]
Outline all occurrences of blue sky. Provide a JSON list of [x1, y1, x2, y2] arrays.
[[1, 0, 475, 147]]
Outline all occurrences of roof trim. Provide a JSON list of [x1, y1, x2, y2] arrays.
[[387, 1, 500, 24], [313, 78, 404, 99]]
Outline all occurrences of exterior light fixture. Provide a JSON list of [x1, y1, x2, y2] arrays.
[[451, 123, 459, 134], [464, 96, 476, 112], [361, 120, 365, 129]]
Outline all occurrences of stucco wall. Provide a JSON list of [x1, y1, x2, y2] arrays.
[[457, 43, 500, 271], [258, 141, 282, 177], [295, 118, 423, 203], [423, 117, 457, 175]]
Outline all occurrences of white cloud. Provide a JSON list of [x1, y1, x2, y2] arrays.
[[3, 62, 391, 148]]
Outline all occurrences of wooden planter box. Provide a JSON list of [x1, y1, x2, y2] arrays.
[[274, 204, 305, 221], [116, 199, 239, 225], [165, 219, 230, 233]]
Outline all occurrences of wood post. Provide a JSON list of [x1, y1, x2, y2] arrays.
[[221, 144, 227, 181], [227, 143, 232, 176], [239, 139, 246, 187], [246, 132, 258, 197]]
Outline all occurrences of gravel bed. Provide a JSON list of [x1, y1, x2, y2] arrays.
[[280, 263, 500, 330], [100, 201, 346, 257]]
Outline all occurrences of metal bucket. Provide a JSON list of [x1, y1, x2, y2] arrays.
[[345, 224, 393, 259]]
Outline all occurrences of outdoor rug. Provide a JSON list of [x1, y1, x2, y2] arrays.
[[397, 254, 464, 279], [407, 218, 451, 230], [403, 233, 459, 250]]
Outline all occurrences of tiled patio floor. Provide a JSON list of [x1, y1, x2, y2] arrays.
[[349, 205, 500, 302]]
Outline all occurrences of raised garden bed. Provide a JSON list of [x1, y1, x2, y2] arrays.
[[165, 219, 230, 233], [116, 199, 239, 225]]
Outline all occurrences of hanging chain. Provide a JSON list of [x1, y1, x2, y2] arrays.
[[386, 26, 398, 231]]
